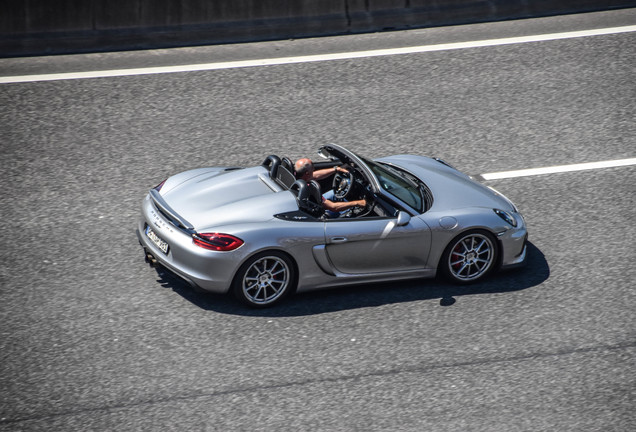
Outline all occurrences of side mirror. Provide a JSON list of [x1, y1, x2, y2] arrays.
[[396, 211, 411, 226]]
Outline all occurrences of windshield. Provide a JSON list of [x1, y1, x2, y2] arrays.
[[363, 158, 424, 212]]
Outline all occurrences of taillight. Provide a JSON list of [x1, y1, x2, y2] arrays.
[[193, 233, 244, 251]]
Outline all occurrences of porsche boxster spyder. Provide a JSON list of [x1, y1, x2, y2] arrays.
[[137, 144, 527, 307]]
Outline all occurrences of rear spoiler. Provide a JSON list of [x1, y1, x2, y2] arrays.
[[149, 189, 195, 232]]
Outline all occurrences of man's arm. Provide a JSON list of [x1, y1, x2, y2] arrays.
[[323, 198, 366, 212], [312, 165, 347, 181]]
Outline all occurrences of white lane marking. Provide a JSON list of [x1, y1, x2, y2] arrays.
[[481, 158, 636, 180], [1, 25, 636, 84]]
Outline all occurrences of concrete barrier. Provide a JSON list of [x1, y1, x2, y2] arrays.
[[1, 0, 635, 57]]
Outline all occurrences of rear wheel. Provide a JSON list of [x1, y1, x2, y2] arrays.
[[232, 251, 296, 307], [440, 230, 498, 283]]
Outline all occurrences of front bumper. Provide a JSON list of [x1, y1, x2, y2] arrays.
[[501, 235, 527, 269], [498, 212, 528, 269]]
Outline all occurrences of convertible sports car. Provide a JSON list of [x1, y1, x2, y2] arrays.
[[137, 144, 527, 307]]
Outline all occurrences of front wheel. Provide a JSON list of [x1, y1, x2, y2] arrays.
[[440, 230, 498, 283], [232, 251, 296, 307]]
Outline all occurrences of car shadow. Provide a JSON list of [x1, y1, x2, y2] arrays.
[[153, 241, 549, 317]]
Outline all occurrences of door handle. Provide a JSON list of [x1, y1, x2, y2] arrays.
[[330, 237, 348, 244]]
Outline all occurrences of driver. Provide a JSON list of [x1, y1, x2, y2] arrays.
[[294, 158, 366, 215]]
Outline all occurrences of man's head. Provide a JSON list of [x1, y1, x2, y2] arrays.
[[294, 158, 314, 181]]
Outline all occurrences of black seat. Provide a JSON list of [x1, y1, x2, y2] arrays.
[[290, 180, 324, 217], [307, 180, 322, 204], [281, 157, 294, 173], [262, 155, 281, 179]]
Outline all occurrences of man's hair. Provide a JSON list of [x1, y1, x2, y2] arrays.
[[295, 159, 313, 179]]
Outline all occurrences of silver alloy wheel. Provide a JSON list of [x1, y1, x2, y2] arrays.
[[448, 232, 495, 282], [242, 255, 290, 305]]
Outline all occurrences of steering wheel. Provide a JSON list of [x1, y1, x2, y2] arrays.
[[332, 169, 354, 200]]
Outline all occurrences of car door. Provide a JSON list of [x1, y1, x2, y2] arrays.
[[323, 213, 431, 275]]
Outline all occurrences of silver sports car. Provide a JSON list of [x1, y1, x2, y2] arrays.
[[137, 144, 527, 307]]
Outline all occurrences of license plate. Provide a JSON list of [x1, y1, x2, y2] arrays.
[[145, 226, 169, 254]]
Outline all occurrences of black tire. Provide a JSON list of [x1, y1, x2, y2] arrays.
[[232, 251, 297, 307], [439, 230, 498, 284]]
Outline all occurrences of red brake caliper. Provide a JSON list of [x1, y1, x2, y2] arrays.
[[451, 245, 463, 270]]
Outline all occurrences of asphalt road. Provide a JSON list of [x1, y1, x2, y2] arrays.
[[1, 9, 635, 432]]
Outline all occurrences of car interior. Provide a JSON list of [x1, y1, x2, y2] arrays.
[[262, 154, 399, 220]]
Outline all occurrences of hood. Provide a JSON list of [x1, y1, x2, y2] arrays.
[[160, 166, 298, 230], [378, 155, 516, 212]]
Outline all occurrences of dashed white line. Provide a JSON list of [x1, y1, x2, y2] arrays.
[[1, 25, 635, 84], [481, 158, 636, 180]]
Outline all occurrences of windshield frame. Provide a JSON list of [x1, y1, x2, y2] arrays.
[[318, 144, 432, 215], [362, 158, 425, 213]]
